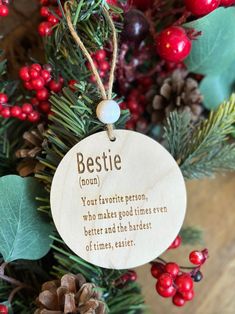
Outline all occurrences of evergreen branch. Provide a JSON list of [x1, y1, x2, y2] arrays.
[[164, 95, 235, 179]]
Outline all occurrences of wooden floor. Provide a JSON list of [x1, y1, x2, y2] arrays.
[[137, 174, 235, 314]]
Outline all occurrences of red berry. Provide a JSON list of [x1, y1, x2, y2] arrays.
[[28, 111, 40, 123], [40, 69, 51, 82], [165, 263, 180, 278], [94, 49, 107, 61], [31, 78, 45, 90], [31, 64, 42, 72], [36, 88, 49, 101], [40, 6, 50, 17], [54, 7, 63, 17], [181, 289, 194, 301], [90, 75, 97, 83], [0, 104, 3, 111], [158, 273, 173, 289], [49, 80, 63, 93], [168, 235, 182, 249], [19, 66, 30, 81], [156, 26, 192, 63], [68, 79, 77, 91], [189, 250, 205, 265], [151, 264, 165, 278], [22, 103, 33, 114], [126, 119, 136, 130], [11, 106, 22, 117], [0, 304, 8, 314], [24, 81, 33, 90], [128, 270, 137, 281], [18, 112, 27, 121], [119, 101, 127, 110], [106, 0, 118, 5], [184, 0, 220, 16], [99, 70, 106, 78], [156, 282, 176, 298], [1, 107, 11, 118], [47, 14, 59, 25], [29, 68, 40, 79], [120, 273, 131, 283], [220, 0, 235, 5], [173, 293, 186, 307], [0, 5, 9, 17], [87, 60, 98, 70], [175, 274, 193, 293], [0, 93, 8, 104], [99, 60, 110, 71], [30, 97, 40, 106], [38, 21, 53, 37], [128, 100, 140, 114], [39, 101, 51, 113]]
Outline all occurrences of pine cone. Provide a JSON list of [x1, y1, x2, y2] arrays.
[[148, 69, 204, 123], [34, 274, 107, 314], [16, 123, 47, 177]]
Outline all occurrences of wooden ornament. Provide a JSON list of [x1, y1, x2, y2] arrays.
[[51, 130, 187, 269]]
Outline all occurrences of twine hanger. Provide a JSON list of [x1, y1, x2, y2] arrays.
[[64, 1, 118, 141]]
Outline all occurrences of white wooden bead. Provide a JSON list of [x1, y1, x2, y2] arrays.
[[96, 100, 121, 124]]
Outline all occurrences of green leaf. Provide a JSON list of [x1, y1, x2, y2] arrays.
[[200, 61, 235, 109], [184, 7, 235, 75], [0, 175, 53, 262]]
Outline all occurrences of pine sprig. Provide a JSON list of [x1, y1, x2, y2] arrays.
[[164, 95, 235, 179]]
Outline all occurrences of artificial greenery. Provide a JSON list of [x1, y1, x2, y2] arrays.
[[184, 7, 235, 109], [164, 94, 235, 179]]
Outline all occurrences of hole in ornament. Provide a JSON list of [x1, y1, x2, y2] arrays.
[[110, 136, 116, 142]]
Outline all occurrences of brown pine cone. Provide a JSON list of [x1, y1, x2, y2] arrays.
[[15, 123, 47, 177], [147, 69, 204, 123], [34, 274, 107, 314]]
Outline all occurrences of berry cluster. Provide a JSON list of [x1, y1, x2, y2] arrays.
[[0, 63, 63, 123], [89, 49, 110, 83], [0, 92, 40, 122], [0, 0, 9, 17], [120, 77, 152, 130], [38, 0, 62, 37], [151, 235, 208, 307], [115, 270, 138, 287], [120, 270, 138, 283]]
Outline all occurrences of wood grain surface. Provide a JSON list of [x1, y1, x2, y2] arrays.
[[137, 174, 235, 314]]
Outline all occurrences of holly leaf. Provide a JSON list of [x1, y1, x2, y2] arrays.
[[200, 61, 235, 109], [184, 7, 235, 75], [0, 175, 53, 262]]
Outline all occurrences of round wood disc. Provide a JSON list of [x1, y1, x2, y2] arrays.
[[51, 130, 187, 269]]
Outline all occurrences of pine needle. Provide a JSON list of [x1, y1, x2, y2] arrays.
[[164, 95, 235, 179]]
